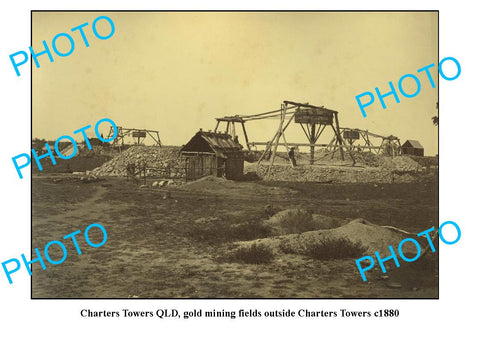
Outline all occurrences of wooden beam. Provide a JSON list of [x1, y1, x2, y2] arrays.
[[282, 113, 295, 132], [283, 100, 337, 113], [314, 124, 326, 142], [181, 151, 216, 155], [299, 122, 309, 140], [241, 122, 250, 151], [333, 112, 345, 161], [248, 142, 384, 149], [267, 104, 286, 177], [310, 123, 316, 165], [280, 132, 295, 168], [216, 117, 245, 123]]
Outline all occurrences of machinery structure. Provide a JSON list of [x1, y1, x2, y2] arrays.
[[331, 128, 401, 156], [214, 100, 350, 175], [106, 126, 162, 148], [214, 100, 405, 176]]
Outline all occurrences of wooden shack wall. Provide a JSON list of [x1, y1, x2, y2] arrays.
[[183, 154, 217, 181], [225, 157, 244, 180], [182, 151, 244, 181], [402, 147, 424, 157]]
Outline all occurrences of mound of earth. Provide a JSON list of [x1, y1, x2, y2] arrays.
[[251, 163, 419, 183], [262, 208, 346, 235], [235, 218, 434, 256], [91, 145, 183, 178], [379, 156, 421, 172]]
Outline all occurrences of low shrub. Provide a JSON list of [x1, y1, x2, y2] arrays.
[[303, 236, 367, 260], [278, 238, 305, 254], [230, 243, 275, 264], [184, 219, 272, 245], [277, 210, 316, 234]]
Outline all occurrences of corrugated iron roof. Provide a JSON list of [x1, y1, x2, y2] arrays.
[[200, 131, 243, 151], [180, 130, 243, 156]]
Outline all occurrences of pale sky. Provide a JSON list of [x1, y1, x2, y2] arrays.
[[32, 11, 438, 155]]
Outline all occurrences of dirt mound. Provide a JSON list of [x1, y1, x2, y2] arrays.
[[409, 155, 438, 167], [319, 150, 382, 167], [352, 152, 382, 167], [236, 219, 431, 256], [380, 156, 421, 171], [246, 153, 425, 183], [91, 145, 184, 178], [250, 163, 420, 183], [263, 208, 346, 235]]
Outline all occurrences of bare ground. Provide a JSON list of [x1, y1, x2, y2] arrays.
[[31, 175, 438, 298]]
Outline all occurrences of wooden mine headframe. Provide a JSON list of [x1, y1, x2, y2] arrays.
[[290, 101, 345, 164], [107, 126, 162, 148], [328, 128, 401, 156], [214, 100, 352, 176], [214, 115, 250, 150], [213, 101, 404, 178], [255, 101, 349, 176]]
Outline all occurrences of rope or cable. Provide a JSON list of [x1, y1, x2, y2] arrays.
[[242, 108, 282, 118], [243, 110, 295, 121], [229, 106, 297, 120]]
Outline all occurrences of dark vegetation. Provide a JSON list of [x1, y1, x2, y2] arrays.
[[261, 181, 438, 232], [228, 243, 275, 264], [276, 209, 317, 233], [184, 219, 272, 245], [302, 237, 368, 260], [32, 174, 439, 298]]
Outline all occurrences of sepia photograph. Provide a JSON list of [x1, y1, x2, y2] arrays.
[[31, 11, 439, 298]]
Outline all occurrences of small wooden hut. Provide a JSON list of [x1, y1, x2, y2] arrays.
[[401, 140, 424, 156], [180, 130, 244, 181]]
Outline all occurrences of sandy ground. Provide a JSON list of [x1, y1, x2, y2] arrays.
[[31, 175, 438, 298]]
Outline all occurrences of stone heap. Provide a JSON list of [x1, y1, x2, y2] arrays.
[[91, 145, 185, 179], [248, 155, 423, 183], [379, 155, 422, 172], [351, 151, 382, 167], [251, 164, 418, 183]]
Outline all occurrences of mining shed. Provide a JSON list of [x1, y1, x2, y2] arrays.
[[180, 130, 244, 181], [402, 139, 424, 157]]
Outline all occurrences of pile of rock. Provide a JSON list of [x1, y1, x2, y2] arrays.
[[91, 146, 185, 179], [249, 164, 417, 183], [379, 156, 422, 172], [313, 150, 382, 167], [352, 151, 382, 167]]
